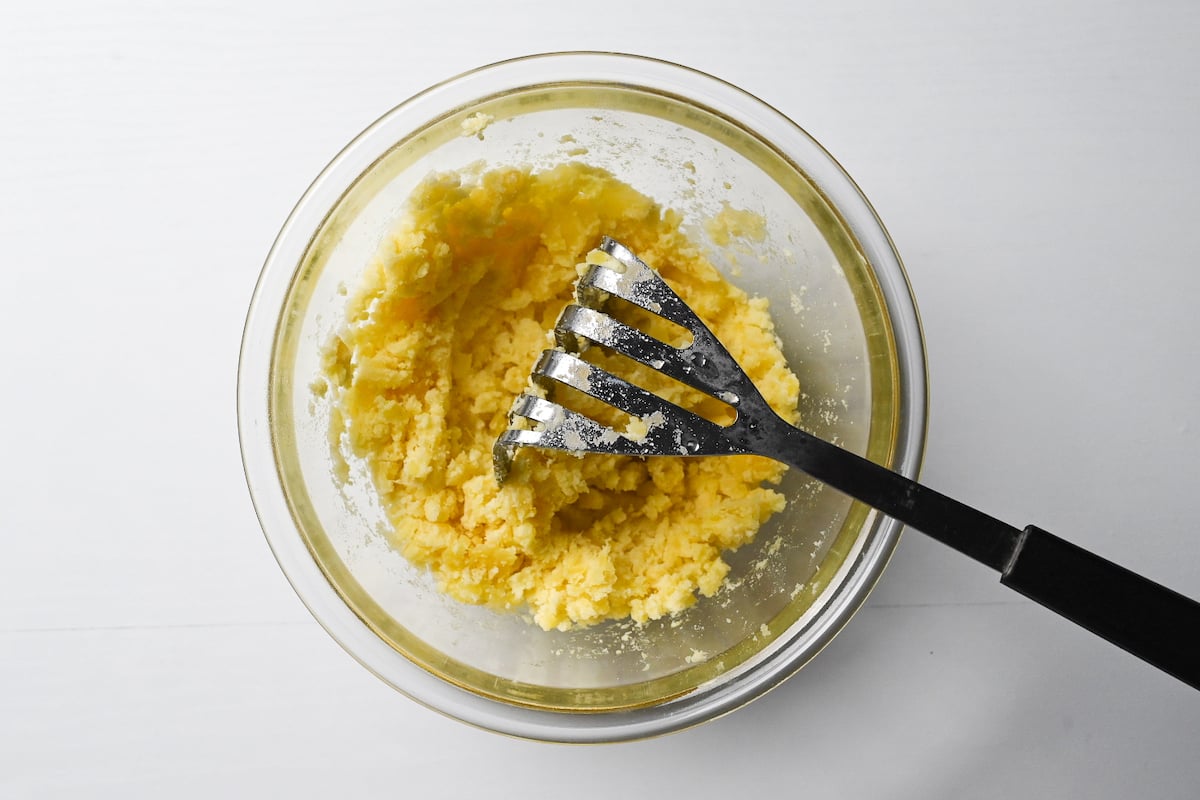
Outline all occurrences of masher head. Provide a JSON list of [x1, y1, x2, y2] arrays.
[[493, 237, 770, 482]]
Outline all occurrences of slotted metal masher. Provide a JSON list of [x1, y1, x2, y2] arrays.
[[494, 236, 1200, 689]]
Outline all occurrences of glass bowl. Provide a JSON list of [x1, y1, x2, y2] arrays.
[[238, 52, 926, 742]]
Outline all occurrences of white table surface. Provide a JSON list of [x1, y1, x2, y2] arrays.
[[3, 1, 1199, 796]]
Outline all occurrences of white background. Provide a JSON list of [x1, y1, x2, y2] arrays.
[[3, 1, 1199, 797]]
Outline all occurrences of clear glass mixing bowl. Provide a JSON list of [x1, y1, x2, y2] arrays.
[[238, 52, 926, 742]]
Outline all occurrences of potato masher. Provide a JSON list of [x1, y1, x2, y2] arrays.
[[494, 236, 1200, 690]]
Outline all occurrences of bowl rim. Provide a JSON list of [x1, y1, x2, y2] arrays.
[[237, 50, 928, 742]]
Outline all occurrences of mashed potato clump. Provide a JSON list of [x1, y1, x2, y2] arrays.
[[322, 162, 799, 630]]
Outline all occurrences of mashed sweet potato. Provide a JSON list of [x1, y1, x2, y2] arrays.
[[320, 162, 799, 630]]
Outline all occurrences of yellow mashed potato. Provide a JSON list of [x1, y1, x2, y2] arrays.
[[321, 162, 799, 630]]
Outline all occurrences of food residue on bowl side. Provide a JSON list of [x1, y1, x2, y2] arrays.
[[459, 112, 494, 140]]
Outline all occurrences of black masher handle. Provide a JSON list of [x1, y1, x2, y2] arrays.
[[772, 419, 1200, 690], [1001, 526, 1200, 690]]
